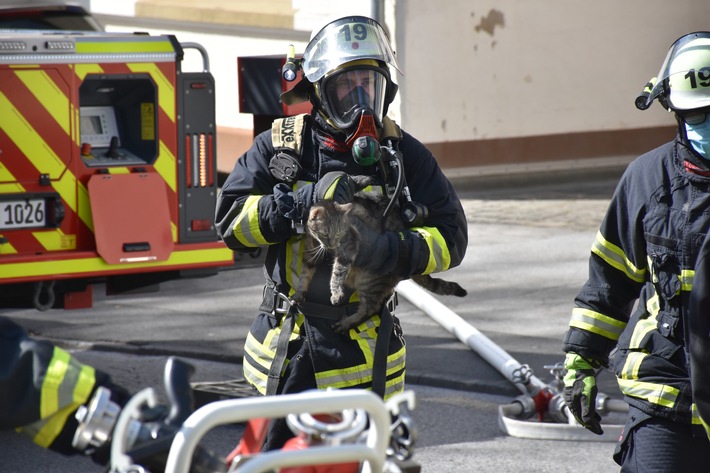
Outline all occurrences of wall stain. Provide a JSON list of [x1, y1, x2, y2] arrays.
[[473, 9, 505, 36]]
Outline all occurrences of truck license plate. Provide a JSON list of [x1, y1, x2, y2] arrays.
[[1, 198, 46, 230]]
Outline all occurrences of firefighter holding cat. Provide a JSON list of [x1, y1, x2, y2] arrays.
[[215, 15, 467, 450], [561, 32, 710, 471]]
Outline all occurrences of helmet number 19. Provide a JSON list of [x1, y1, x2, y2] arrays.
[[684, 67, 710, 89], [339, 24, 368, 42]]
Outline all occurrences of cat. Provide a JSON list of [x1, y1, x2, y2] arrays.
[[293, 188, 467, 334]]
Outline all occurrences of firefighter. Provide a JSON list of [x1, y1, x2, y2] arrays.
[[0, 316, 129, 463], [215, 15, 467, 450], [689, 231, 710, 439], [562, 32, 710, 471]]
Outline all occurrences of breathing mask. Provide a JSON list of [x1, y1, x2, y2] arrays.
[[684, 112, 710, 159]]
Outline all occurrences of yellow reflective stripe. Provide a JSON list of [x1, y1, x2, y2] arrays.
[[31, 348, 95, 448], [127, 63, 175, 122], [76, 179, 93, 232], [0, 237, 17, 254], [352, 318, 378, 366], [620, 351, 646, 380], [617, 378, 678, 408], [242, 360, 267, 395], [591, 230, 646, 283], [315, 320, 406, 390], [569, 308, 626, 341], [0, 160, 23, 188], [413, 226, 450, 274], [691, 403, 704, 426], [31, 230, 77, 251], [154, 140, 176, 192], [76, 40, 175, 55], [681, 269, 694, 292], [15, 70, 70, 135], [234, 195, 268, 247], [73, 63, 104, 81], [40, 347, 70, 419], [630, 310, 659, 350], [1, 246, 233, 279]]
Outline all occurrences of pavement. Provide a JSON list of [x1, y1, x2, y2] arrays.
[[0, 160, 631, 472]]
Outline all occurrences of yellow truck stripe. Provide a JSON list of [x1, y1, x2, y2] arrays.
[[14, 70, 71, 135], [0, 92, 93, 232], [127, 63, 175, 121], [75, 40, 175, 55], [1, 247, 233, 279]]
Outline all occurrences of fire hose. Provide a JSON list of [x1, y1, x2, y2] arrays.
[[396, 279, 627, 442]]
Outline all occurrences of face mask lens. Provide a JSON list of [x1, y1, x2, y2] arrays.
[[323, 68, 387, 129], [684, 112, 707, 126]]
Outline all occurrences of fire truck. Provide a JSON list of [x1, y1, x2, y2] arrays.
[[0, 29, 234, 310]]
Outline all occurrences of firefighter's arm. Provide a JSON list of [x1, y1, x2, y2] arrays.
[[563, 165, 646, 362], [354, 132, 468, 276], [690, 232, 710, 439], [215, 133, 355, 251], [562, 168, 646, 435], [0, 316, 129, 457]]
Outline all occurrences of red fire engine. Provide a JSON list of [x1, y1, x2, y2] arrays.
[[0, 30, 234, 310]]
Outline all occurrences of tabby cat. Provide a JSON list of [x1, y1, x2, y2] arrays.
[[293, 189, 467, 333]]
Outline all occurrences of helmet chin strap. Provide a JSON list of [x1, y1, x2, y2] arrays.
[[346, 109, 382, 166]]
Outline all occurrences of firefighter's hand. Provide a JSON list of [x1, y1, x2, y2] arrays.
[[352, 218, 403, 275], [562, 352, 604, 435], [274, 172, 354, 224], [314, 171, 356, 203]]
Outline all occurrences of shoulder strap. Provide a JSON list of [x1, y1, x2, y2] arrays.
[[380, 116, 403, 143], [271, 113, 308, 155], [269, 114, 308, 184]]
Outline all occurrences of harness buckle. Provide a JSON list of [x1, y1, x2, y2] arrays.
[[385, 292, 398, 313], [274, 291, 293, 315]]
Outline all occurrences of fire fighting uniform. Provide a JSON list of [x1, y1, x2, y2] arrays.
[[215, 113, 468, 401], [0, 316, 122, 455], [563, 135, 710, 467], [690, 230, 710, 438]]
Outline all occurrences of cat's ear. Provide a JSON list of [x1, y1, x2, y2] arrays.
[[340, 202, 354, 214], [309, 206, 323, 220]]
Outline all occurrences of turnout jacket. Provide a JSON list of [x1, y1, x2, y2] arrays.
[[563, 136, 710, 429], [0, 316, 112, 453], [690, 231, 710, 437], [215, 115, 468, 398]]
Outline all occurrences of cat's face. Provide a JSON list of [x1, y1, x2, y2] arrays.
[[307, 202, 353, 250]]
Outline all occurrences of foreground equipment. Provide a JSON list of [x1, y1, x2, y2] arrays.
[[75, 357, 420, 473], [0, 30, 234, 310]]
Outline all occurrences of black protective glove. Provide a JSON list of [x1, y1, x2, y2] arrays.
[[352, 217, 404, 275], [274, 171, 356, 224], [562, 352, 603, 435]]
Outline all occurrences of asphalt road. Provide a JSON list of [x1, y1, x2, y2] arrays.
[[0, 168, 629, 472]]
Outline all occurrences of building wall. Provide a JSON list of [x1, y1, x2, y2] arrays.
[[391, 0, 710, 169]]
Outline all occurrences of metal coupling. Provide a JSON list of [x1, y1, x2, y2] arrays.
[[73, 386, 121, 451]]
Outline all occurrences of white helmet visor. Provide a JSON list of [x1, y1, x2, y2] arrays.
[[302, 16, 400, 83]]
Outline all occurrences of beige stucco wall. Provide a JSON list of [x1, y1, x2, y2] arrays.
[[392, 0, 710, 142]]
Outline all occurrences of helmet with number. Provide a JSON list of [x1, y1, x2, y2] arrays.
[[639, 32, 710, 112], [284, 16, 400, 133]]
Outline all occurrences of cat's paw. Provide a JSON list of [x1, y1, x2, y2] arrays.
[[291, 292, 305, 303], [330, 291, 344, 305], [332, 318, 351, 334]]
